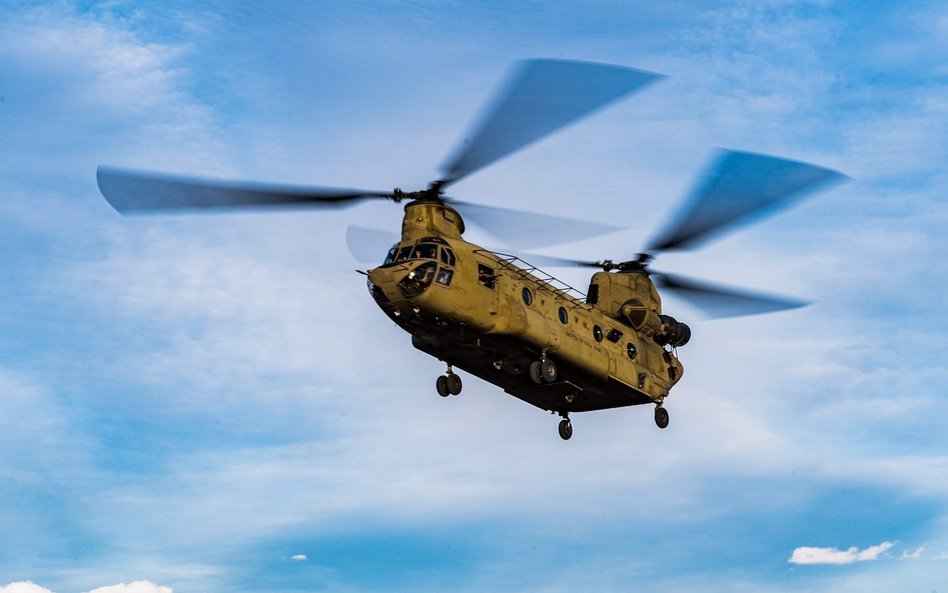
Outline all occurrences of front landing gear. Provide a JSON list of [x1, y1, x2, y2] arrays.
[[654, 405, 669, 429], [558, 419, 573, 440], [557, 412, 573, 440], [436, 366, 462, 397]]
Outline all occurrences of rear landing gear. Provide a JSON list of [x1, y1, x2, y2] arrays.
[[529, 361, 543, 384], [541, 358, 557, 382], [436, 366, 462, 397], [654, 405, 669, 429], [529, 355, 558, 385], [447, 373, 462, 395], [436, 375, 450, 397]]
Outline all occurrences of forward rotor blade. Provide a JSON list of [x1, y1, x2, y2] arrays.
[[647, 150, 847, 252], [346, 225, 400, 264], [451, 200, 624, 250], [97, 167, 393, 214], [440, 59, 663, 185], [654, 272, 810, 318], [347, 224, 604, 270]]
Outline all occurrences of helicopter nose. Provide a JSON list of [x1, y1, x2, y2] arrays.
[[366, 265, 416, 303], [367, 267, 399, 302], [366, 276, 389, 304]]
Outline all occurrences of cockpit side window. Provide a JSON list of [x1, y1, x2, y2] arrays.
[[394, 245, 413, 262], [384, 245, 398, 265], [440, 247, 456, 267]]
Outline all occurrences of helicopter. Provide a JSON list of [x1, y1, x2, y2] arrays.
[[96, 59, 846, 440]]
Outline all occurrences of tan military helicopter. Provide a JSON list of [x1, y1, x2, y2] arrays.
[[97, 59, 845, 439]]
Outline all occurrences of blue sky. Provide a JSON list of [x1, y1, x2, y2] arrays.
[[1, 1, 946, 592]]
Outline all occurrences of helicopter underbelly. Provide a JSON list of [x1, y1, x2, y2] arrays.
[[394, 309, 655, 414]]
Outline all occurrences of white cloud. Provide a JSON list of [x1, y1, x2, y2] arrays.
[[0, 368, 96, 493], [788, 541, 895, 565], [0, 585, 171, 593], [84, 582, 172, 593], [0, 583, 55, 593], [901, 546, 924, 559], [1, 13, 185, 115], [58, 221, 387, 408], [0, 3, 227, 177], [291, 554, 308, 561]]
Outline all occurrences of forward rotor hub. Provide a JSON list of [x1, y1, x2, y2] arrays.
[[392, 180, 448, 203]]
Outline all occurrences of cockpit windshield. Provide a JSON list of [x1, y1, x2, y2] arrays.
[[413, 243, 438, 260], [383, 241, 450, 266]]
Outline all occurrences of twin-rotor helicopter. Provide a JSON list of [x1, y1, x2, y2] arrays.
[[97, 59, 846, 440]]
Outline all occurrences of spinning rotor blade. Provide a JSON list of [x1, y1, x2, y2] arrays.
[[346, 225, 400, 263], [654, 272, 810, 319], [450, 200, 623, 250], [98, 167, 393, 214], [347, 224, 610, 268], [647, 150, 847, 252], [513, 252, 809, 318], [506, 252, 602, 270], [440, 59, 663, 186]]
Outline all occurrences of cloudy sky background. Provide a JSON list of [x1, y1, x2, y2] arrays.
[[1, 1, 946, 591]]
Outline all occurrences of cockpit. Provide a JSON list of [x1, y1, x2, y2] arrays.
[[381, 237, 458, 297]]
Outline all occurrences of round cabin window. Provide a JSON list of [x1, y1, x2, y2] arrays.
[[593, 325, 604, 342], [627, 343, 638, 360], [558, 306, 568, 324], [522, 287, 533, 306]]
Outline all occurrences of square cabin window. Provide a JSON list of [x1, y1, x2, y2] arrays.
[[477, 264, 496, 289]]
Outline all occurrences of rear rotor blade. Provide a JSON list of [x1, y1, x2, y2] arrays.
[[440, 59, 663, 186], [98, 167, 393, 214], [654, 272, 810, 318], [488, 252, 808, 318], [647, 150, 847, 252], [450, 200, 624, 250], [507, 252, 603, 270]]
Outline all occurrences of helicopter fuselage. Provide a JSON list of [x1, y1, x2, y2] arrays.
[[366, 200, 686, 425]]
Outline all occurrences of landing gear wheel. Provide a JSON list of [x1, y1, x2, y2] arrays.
[[529, 361, 543, 384], [558, 419, 573, 440], [540, 358, 558, 382], [436, 375, 450, 397], [654, 406, 669, 429], [446, 373, 463, 396]]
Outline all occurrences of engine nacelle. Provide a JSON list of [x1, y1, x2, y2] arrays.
[[619, 299, 689, 347], [654, 314, 691, 348]]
